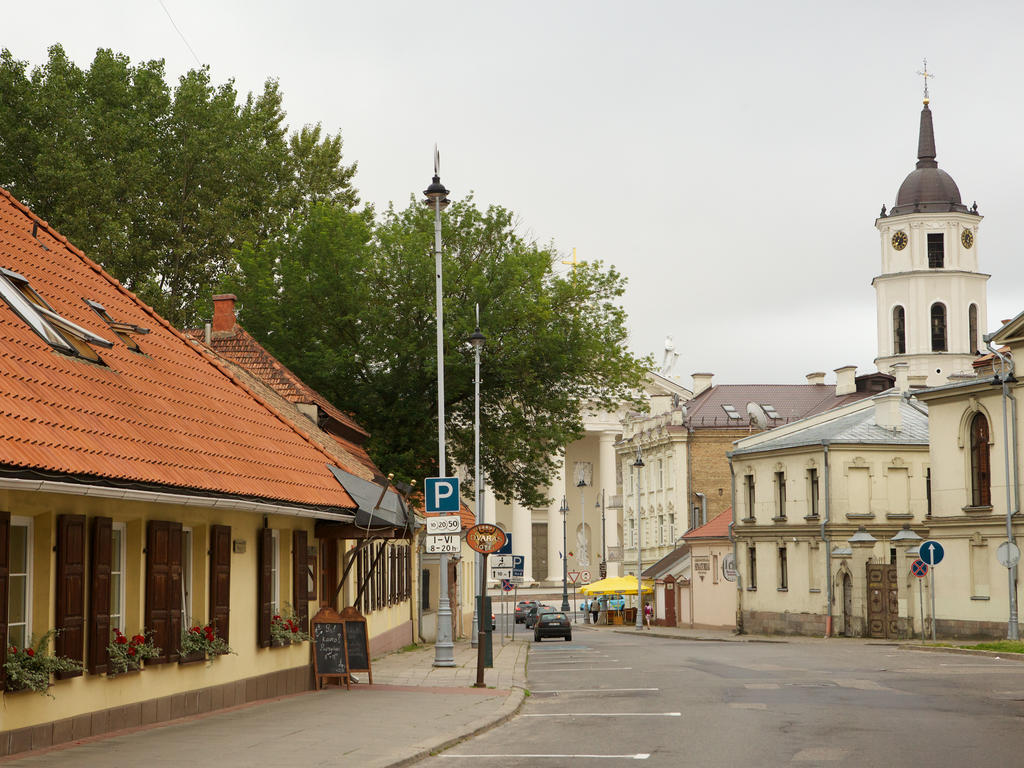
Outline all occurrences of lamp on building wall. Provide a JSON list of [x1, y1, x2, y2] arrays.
[[468, 315, 485, 648], [634, 443, 645, 631], [560, 495, 570, 611]]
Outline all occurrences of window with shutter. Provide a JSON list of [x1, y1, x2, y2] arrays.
[[55, 514, 86, 677], [258, 528, 273, 647], [292, 529, 308, 633], [209, 525, 231, 642], [88, 517, 113, 674], [145, 520, 182, 664], [0, 510, 9, 689]]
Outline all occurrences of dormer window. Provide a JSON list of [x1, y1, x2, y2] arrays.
[[85, 299, 149, 352], [0, 268, 112, 362], [927, 233, 944, 268], [722, 404, 741, 420]]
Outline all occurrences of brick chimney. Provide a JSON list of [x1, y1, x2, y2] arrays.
[[212, 294, 237, 332], [692, 372, 714, 396], [890, 362, 909, 393], [806, 372, 826, 386], [834, 365, 857, 396]]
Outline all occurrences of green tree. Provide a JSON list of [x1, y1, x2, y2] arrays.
[[0, 44, 357, 327], [233, 198, 649, 507]]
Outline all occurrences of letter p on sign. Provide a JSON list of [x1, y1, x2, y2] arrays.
[[424, 477, 461, 514]]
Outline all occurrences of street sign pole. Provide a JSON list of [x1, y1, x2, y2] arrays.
[[919, 573, 925, 642]]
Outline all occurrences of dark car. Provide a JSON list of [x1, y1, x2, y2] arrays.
[[534, 611, 572, 642], [514, 600, 537, 624], [525, 604, 555, 630]]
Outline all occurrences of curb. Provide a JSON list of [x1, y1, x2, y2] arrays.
[[899, 644, 1024, 662], [386, 686, 527, 767], [610, 629, 785, 643]]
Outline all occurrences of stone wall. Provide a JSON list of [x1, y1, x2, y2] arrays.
[[741, 610, 828, 636], [691, 429, 748, 522]]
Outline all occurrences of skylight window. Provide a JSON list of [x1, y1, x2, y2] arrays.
[[85, 299, 149, 351], [0, 268, 113, 362], [762, 404, 780, 419], [722, 404, 741, 419]]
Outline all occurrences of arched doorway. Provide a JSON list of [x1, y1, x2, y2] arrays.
[[842, 572, 853, 637]]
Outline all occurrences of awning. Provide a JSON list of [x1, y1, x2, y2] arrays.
[[326, 465, 412, 531], [580, 576, 655, 596]]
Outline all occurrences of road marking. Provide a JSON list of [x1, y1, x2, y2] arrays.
[[744, 683, 780, 690], [729, 702, 767, 710], [530, 688, 660, 694], [531, 659, 618, 665], [531, 667, 633, 672], [442, 755, 650, 760], [521, 712, 680, 718]]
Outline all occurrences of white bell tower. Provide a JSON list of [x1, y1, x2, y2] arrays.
[[873, 67, 988, 386]]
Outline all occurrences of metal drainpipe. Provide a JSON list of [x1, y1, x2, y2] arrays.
[[985, 335, 1019, 640], [416, 528, 426, 643], [822, 440, 832, 638], [728, 454, 742, 631], [696, 492, 707, 526], [686, 425, 694, 529]]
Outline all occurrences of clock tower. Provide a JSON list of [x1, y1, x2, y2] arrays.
[[873, 89, 988, 386]]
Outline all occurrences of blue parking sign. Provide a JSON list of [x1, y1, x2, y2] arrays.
[[424, 477, 460, 513]]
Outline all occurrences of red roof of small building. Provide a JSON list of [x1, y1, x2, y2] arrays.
[[683, 509, 732, 540], [0, 187, 356, 512]]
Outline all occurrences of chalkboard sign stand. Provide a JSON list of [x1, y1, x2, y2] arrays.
[[339, 605, 373, 685], [311, 606, 349, 690]]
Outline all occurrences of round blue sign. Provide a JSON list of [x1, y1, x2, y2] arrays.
[[919, 540, 944, 567], [500, 579, 514, 592], [910, 559, 928, 578]]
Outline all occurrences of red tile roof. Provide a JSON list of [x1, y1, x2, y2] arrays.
[[0, 187, 356, 512], [683, 383, 878, 429], [683, 509, 732, 540]]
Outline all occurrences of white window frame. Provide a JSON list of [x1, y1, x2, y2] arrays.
[[8, 515, 33, 649], [270, 530, 281, 614], [110, 522, 126, 634], [181, 526, 193, 627]]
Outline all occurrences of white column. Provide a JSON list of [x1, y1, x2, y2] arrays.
[[547, 457, 566, 581], [599, 431, 619, 577], [512, 500, 534, 582]]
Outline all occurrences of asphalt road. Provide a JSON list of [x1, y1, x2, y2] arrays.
[[423, 627, 1024, 767]]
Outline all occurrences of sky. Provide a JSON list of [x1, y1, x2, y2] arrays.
[[4, 1, 1024, 386]]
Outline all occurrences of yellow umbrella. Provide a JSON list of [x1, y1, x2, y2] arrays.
[[580, 576, 655, 596]]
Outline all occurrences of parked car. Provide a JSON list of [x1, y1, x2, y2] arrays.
[[599, 593, 626, 611], [525, 604, 556, 629], [492, 613, 496, 631], [514, 600, 537, 624], [534, 611, 572, 642]]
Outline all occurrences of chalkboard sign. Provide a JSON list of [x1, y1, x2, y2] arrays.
[[339, 606, 372, 683], [311, 607, 349, 689]]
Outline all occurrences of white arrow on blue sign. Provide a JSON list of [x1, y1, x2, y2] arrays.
[[424, 477, 460, 513], [919, 540, 944, 567]]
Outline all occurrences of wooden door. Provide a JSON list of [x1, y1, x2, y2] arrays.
[[866, 563, 898, 638]]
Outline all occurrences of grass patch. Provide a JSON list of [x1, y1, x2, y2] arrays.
[[962, 640, 1024, 654], [395, 642, 422, 654]]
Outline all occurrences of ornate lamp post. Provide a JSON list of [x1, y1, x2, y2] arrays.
[[634, 444, 645, 631], [597, 493, 605, 579], [560, 495, 570, 611], [468, 316, 485, 646], [424, 148, 454, 667]]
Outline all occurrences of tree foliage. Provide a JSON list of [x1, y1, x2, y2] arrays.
[[0, 44, 357, 327], [233, 198, 650, 507]]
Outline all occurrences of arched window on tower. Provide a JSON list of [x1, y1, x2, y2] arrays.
[[893, 306, 906, 355], [969, 304, 979, 354], [931, 303, 947, 352], [970, 411, 991, 507]]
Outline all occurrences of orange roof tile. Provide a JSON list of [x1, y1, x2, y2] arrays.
[[683, 509, 732, 540], [0, 187, 356, 513]]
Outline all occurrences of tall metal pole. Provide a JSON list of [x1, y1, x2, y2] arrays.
[[470, 309, 485, 647], [426, 149, 454, 667], [599, 491, 606, 576], [560, 496, 570, 611], [1001, 377, 1020, 640], [634, 445, 645, 631]]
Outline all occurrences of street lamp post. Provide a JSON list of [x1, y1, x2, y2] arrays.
[[468, 315, 485, 647], [634, 444, 645, 631], [424, 148, 454, 667], [597, 492, 605, 578], [577, 477, 586, 622], [560, 496, 570, 611]]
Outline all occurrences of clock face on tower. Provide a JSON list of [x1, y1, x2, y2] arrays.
[[891, 231, 908, 251], [961, 229, 974, 248]]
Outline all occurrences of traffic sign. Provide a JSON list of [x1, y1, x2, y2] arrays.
[[501, 579, 514, 592], [567, 570, 581, 584], [997, 541, 1021, 568], [496, 535, 513, 555], [426, 515, 462, 535], [581, 570, 591, 583], [492, 555, 514, 568], [919, 540, 944, 567], [512, 554, 524, 576], [492, 567, 513, 579], [424, 477, 460, 513], [910, 559, 928, 578], [425, 535, 460, 554]]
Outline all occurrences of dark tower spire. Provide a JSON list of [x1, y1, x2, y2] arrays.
[[916, 104, 937, 169]]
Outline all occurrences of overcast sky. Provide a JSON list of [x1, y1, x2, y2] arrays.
[[5, 1, 1024, 386]]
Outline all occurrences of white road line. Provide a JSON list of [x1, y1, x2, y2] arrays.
[[531, 667, 633, 672], [442, 755, 650, 760], [530, 688, 660, 694], [521, 712, 681, 717], [531, 659, 618, 664]]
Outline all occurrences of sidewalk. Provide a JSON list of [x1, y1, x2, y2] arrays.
[[0, 638, 528, 768]]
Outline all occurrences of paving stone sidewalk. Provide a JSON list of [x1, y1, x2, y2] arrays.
[[0, 638, 528, 768]]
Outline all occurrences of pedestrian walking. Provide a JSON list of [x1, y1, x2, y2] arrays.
[[591, 598, 600, 625], [643, 601, 653, 630]]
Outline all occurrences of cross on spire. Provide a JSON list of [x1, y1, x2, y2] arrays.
[[916, 58, 934, 104], [561, 247, 581, 271]]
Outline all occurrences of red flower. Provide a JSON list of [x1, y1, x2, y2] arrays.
[[132, 635, 146, 644], [128, 647, 136, 656], [273, 615, 281, 621], [26, 648, 35, 657], [117, 635, 129, 645], [8, 646, 15, 653]]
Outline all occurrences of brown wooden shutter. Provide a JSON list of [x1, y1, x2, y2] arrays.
[[258, 527, 273, 647], [88, 517, 113, 674], [55, 514, 86, 677], [145, 520, 182, 664], [0, 510, 9, 689], [292, 529, 308, 633], [209, 525, 231, 642]]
